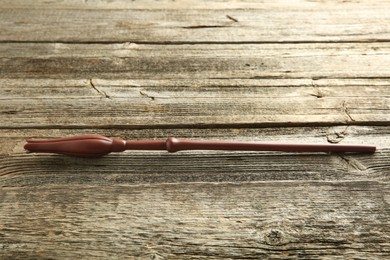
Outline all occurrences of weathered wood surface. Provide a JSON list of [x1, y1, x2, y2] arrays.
[[1, 43, 390, 128], [1, 0, 389, 259], [2, 43, 390, 79], [1, 1, 390, 43], [3, 0, 390, 10], [1, 126, 389, 185], [1, 77, 389, 128], [1, 182, 389, 259]]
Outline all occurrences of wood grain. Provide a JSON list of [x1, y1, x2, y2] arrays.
[[3, 0, 390, 10], [1, 43, 389, 128], [1, 77, 389, 128], [2, 43, 390, 79], [1, 0, 389, 258], [1, 126, 389, 258], [1, 126, 388, 186], [0, 182, 389, 259], [1, 5, 390, 43]]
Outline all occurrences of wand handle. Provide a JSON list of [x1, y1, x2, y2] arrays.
[[24, 134, 376, 158]]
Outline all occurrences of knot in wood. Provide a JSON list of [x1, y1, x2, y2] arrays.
[[264, 229, 284, 245]]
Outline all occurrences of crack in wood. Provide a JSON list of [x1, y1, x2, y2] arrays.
[[226, 15, 239, 23], [310, 81, 325, 98], [337, 154, 367, 172], [181, 25, 230, 29], [139, 90, 155, 101], [89, 79, 111, 99], [342, 101, 355, 122]]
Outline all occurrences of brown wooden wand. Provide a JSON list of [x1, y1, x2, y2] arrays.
[[24, 134, 376, 158]]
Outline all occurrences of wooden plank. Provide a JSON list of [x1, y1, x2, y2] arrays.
[[2, 0, 389, 10], [0, 182, 389, 259], [1, 43, 389, 79], [1, 1, 388, 259], [1, 126, 388, 186], [2, 78, 389, 99], [1, 43, 389, 127], [1, 77, 389, 128], [1, 6, 390, 42]]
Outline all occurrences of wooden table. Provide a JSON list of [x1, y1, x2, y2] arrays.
[[1, 0, 389, 258]]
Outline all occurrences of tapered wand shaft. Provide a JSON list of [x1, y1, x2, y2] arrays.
[[24, 134, 376, 158]]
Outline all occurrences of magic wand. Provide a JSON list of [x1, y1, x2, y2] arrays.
[[24, 134, 376, 158]]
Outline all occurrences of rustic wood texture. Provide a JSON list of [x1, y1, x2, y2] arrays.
[[0, 0, 389, 259], [1, 126, 389, 186], [1, 77, 390, 128], [1, 0, 390, 44], [1, 182, 389, 259], [1, 43, 390, 128], [3, 0, 390, 10]]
